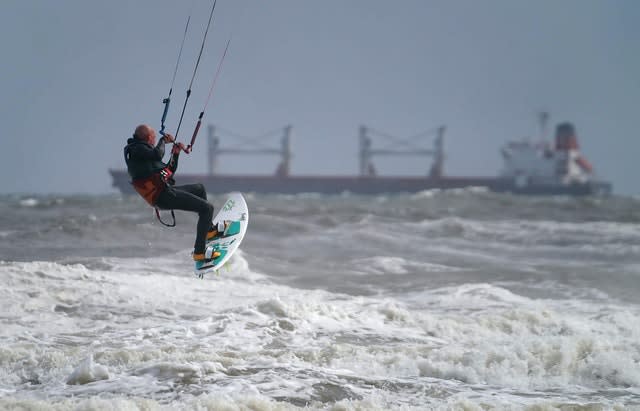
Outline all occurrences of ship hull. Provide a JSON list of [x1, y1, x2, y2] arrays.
[[109, 170, 611, 196]]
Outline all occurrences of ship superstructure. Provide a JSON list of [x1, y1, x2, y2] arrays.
[[501, 122, 598, 189]]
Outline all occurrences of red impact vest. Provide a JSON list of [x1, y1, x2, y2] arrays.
[[131, 167, 173, 206]]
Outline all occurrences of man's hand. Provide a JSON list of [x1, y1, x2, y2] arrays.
[[171, 142, 186, 154], [162, 133, 175, 143]]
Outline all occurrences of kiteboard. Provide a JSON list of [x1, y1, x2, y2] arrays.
[[194, 191, 248, 278]]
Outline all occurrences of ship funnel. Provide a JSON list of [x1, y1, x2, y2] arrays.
[[555, 123, 579, 151], [554, 122, 593, 176]]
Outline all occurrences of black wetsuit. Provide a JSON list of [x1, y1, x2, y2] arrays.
[[124, 136, 214, 254]]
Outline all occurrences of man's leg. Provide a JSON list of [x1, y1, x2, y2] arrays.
[[172, 184, 207, 201], [155, 187, 213, 255], [171, 184, 229, 240], [172, 184, 219, 236]]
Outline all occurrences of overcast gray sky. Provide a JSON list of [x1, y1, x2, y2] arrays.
[[1, 0, 638, 195]]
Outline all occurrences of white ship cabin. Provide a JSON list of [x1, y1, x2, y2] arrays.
[[500, 123, 594, 187]]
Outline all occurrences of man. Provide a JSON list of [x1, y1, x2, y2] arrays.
[[124, 124, 225, 264]]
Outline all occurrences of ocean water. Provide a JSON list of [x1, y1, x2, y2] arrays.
[[1, 190, 639, 410]]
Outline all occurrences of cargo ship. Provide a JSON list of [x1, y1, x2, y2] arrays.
[[110, 117, 612, 196]]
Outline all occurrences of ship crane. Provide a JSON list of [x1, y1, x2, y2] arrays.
[[207, 125, 292, 177], [359, 125, 446, 178]]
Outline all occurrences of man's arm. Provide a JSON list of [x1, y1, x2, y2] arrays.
[[168, 142, 185, 173], [132, 137, 167, 161]]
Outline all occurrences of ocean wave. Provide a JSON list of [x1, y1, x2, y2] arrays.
[[0, 395, 637, 411], [2, 193, 640, 409], [1, 264, 638, 408], [415, 217, 640, 249], [350, 256, 461, 276]]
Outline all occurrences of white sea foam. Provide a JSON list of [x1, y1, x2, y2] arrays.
[[66, 355, 110, 385], [18, 198, 38, 207], [351, 256, 461, 275], [401, 284, 640, 391], [0, 231, 15, 238], [1, 256, 639, 409], [411, 189, 442, 198], [2, 193, 640, 409]]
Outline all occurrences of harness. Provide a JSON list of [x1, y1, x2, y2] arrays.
[[125, 143, 177, 227], [131, 168, 176, 227], [130, 167, 171, 204]]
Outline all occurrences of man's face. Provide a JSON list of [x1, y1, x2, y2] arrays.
[[146, 128, 156, 145], [145, 127, 156, 146]]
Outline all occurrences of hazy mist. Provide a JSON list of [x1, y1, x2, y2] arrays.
[[1, 0, 638, 194]]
